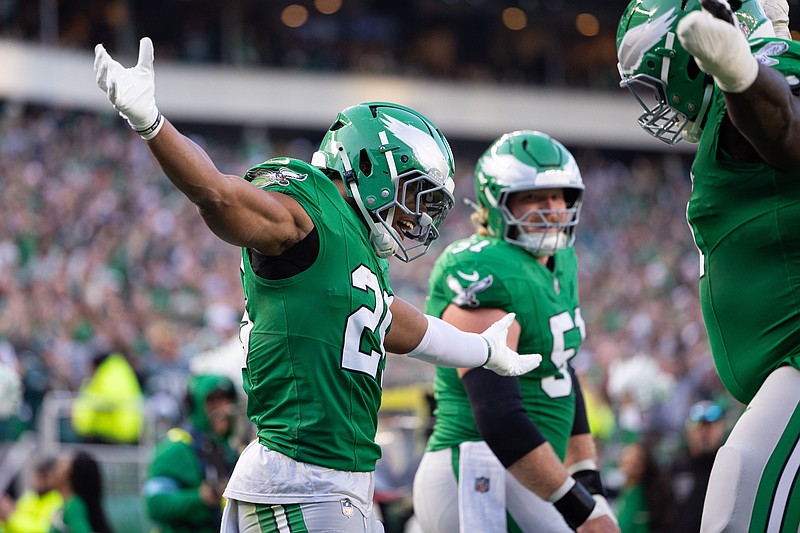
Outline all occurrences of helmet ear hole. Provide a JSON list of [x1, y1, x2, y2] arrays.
[[563, 189, 581, 208], [359, 149, 372, 176], [687, 56, 701, 80]]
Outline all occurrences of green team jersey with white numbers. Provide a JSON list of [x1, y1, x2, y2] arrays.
[[688, 39, 800, 405], [239, 158, 393, 472], [425, 235, 584, 459]]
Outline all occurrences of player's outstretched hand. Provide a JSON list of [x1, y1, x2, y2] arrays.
[[677, 0, 759, 93], [480, 313, 542, 377], [94, 37, 163, 139]]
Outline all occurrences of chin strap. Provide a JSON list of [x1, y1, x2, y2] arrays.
[[680, 82, 715, 143], [333, 141, 400, 259]]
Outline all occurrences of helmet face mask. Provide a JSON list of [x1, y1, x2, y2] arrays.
[[312, 102, 455, 262], [616, 0, 773, 145], [475, 131, 584, 257], [622, 71, 711, 145], [372, 170, 454, 261], [498, 186, 580, 256]]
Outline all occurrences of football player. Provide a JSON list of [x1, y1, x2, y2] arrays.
[[617, 0, 800, 530], [93, 38, 543, 533], [412, 131, 617, 532]]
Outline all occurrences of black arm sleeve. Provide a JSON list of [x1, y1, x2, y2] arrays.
[[570, 365, 591, 437], [461, 367, 546, 468]]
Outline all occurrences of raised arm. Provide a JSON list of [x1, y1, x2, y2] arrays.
[[720, 66, 800, 168], [678, 0, 800, 168], [93, 37, 312, 255], [144, 121, 312, 254]]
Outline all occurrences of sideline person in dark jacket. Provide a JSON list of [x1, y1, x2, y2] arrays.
[[143, 374, 239, 533]]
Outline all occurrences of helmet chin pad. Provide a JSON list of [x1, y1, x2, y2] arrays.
[[519, 231, 570, 257], [370, 227, 401, 259]]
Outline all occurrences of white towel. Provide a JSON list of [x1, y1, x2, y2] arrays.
[[458, 441, 507, 533]]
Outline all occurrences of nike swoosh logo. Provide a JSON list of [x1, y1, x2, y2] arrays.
[[457, 270, 480, 282]]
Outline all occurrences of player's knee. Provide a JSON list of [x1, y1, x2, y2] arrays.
[[702, 443, 756, 533]]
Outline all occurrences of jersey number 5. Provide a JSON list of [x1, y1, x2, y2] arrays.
[[542, 309, 585, 398]]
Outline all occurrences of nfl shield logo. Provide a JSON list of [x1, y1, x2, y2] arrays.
[[475, 477, 490, 493], [341, 499, 354, 517]]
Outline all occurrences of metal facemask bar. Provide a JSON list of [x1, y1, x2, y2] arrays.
[[370, 131, 454, 262], [619, 30, 714, 145], [498, 189, 582, 256], [621, 73, 688, 145], [373, 171, 455, 262]]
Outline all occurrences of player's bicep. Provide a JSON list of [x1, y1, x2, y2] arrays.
[[725, 65, 800, 167], [198, 177, 313, 255], [385, 297, 428, 354]]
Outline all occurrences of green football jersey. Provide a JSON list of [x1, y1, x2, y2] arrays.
[[425, 235, 584, 459], [239, 158, 393, 472], [688, 39, 800, 404]]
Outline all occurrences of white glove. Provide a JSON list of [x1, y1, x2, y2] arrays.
[[480, 313, 542, 377], [94, 37, 164, 140], [677, 0, 759, 93], [586, 495, 618, 525], [760, 0, 791, 40]]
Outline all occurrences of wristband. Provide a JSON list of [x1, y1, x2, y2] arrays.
[[549, 478, 596, 529], [572, 469, 607, 498], [135, 112, 164, 141]]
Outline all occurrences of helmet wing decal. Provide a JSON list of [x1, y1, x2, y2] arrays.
[[380, 115, 450, 182], [479, 153, 581, 188], [479, 153, 539, 184], [618, 8, 677, 76]]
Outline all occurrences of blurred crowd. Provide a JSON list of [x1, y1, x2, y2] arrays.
[[0, 0, 621, 90], [0, 105, 249, 437]]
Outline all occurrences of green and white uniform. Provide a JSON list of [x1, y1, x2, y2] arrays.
[[426, 235, 584, 458], [688, 39, 800, 533], [223, 159, 393, 525], [689, 40, 800, 405], [414, 235, 582, 533]]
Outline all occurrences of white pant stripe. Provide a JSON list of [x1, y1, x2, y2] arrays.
[[271, 505, 291, 533], [766, 436, 800, 533]]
